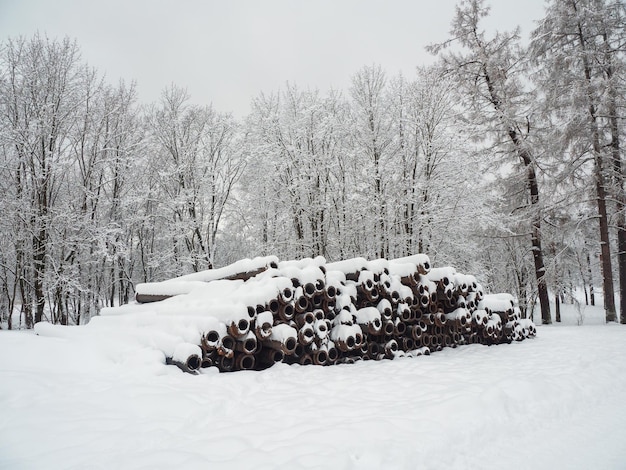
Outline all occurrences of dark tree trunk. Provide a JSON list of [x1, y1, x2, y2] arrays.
[[508, 128, 552, 324], [479, 56, 551, 324], [604, 40, 626, 323], [573, 1, 617, 322], [587, 251, 595, 306]]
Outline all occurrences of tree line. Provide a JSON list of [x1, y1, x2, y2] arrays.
[[1, 0, 624, 328]]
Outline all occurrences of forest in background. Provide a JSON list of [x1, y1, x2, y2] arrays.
[[1, 0, 624, 328]]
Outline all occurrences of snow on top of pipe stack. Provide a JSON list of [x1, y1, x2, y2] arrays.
[[169, 256, 279, 283], [478, 293, 516, 314], [44, 252, 535, 374], [390, 254, 431, 274], [426, 266, 457, 285], [134, 256, 279, 303]]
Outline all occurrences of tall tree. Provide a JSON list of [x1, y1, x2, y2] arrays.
[[429, 0, 552, 324], [530, 0, 625, 322], [1, 35, 83, 325]]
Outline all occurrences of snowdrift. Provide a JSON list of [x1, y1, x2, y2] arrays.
[[36, 254, 536, 373]]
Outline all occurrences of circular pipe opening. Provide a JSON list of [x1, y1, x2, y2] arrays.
[[297, 297, 309, 310], [282, 288, 293, 302], [326, 285, 336, 298], [316, 350, 328, 364], [241, 355, 255, 370], [222, 336, 235, 350], [220, 356, 234, 371], [187, 355, 201, 370], [282, 304, 295, 318], [238, 319, 249, 331], [327, 347, 338, 361], [244, 338, 256, 353], [284, 337, 297, 353], [206, 331, 220, 343], [312, 294, 324, 307], [268, 299, 280, 313], [304, 283, 316, 297]]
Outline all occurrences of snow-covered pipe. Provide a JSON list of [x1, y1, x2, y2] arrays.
[[227, 318, 250, 339], [384, 339, 398, 359], [427, 267, 456, 287], [217, 335, 236, 359], [397, 303, 411, 322], [355, 307, 382, 335], [297, 323, 315, 346], [325, 257, 368, 281], [253, 311, 273, 340], [263, 324, 298, 355], [389, 254, 431, 274], [234, 332, 258, 354], [377, 299, 393, 320], [168, 342, 202, 373], [331, 324, 361, 352]]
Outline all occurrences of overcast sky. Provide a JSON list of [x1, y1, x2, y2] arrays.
[[0, 0, 547, 116]]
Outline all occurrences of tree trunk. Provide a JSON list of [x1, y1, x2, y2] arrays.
[[508, 129, 552, 324], [479, 55, 551, 324], [587, 250, 595, 306], [573, 1, 617, 322], [604, 37, 626, 323]]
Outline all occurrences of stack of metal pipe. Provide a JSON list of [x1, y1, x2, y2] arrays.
[[135, 255, 536, 373]]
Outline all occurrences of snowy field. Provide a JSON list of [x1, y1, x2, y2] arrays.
[[1, 303, 626, 470]]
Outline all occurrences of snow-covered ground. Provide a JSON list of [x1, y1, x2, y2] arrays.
[[1, 303, 625, 470]]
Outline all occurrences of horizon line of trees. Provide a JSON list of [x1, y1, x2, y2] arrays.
[[1, 0, 624, 329]]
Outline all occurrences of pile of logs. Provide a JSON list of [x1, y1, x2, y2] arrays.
[[135, 255, 536, 373]]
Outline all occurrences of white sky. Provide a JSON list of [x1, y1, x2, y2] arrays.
[[0, 0, 547, 117]]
